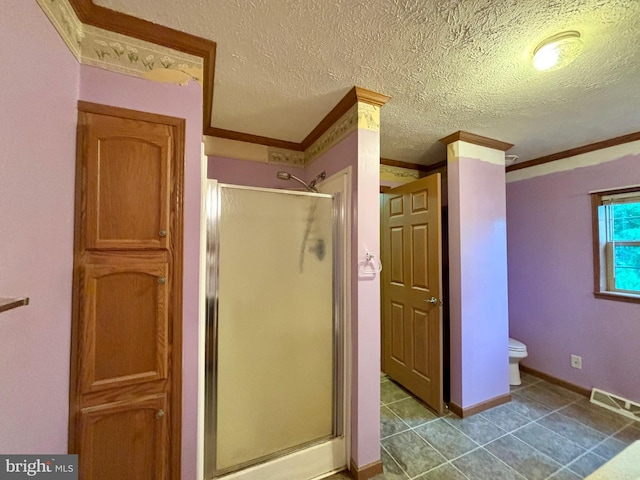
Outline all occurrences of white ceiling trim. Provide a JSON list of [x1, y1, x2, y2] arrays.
[[506, 140, 640, 183]]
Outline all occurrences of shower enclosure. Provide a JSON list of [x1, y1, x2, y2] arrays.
[[203, 181, 346, 479]]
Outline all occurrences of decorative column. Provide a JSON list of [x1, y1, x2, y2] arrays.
[[440, 131, 513, 416], [304, 87, 389, 478]]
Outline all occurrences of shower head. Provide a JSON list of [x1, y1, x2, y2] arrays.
[[276, 171, 321, 193]]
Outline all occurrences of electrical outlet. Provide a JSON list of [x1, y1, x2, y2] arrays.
[[571, 354, 582, 369]]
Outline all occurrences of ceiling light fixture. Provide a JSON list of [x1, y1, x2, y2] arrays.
[[532, 31, 583, 71]]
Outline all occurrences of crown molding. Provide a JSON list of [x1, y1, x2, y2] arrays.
[[39, 0, 204, 86], [61, 1, 391, 154], [439, 131, 513, 152], [506, 130, 640, 172], [301, 86, 390, 149], [67, 0, 216, 134], [211, 86, 389, 157], [380, 158, 446, 173], [208, 128, 302, 152], [355, 86, 391, 107], [305, 104, 360, 165]]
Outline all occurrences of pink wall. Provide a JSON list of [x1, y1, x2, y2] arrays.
[[0, 1, 79, 453], [208, 155, 304, 188], [448, 157, 510, 408], [309, 129, 382, 467], [507, 153, 640, 401], [79, 65, 203, 479]]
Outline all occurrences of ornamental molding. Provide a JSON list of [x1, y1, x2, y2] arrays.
[[357, 102, 380, 132], [305, 104, 358, 165], [37, 0, 203, 86], [306, 102, 380, 165], [380, 165, 421, 180], [267, 148, 306, 168]]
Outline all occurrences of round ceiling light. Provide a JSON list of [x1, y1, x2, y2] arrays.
[[532, 31, 583, 71]]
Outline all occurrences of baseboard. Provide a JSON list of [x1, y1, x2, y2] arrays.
[[348, 459, 384, 480], [520, 364, 591, 397], [448, 392, 512, 418]]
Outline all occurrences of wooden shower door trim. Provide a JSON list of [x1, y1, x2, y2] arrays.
[[69, 101, 184, 480]]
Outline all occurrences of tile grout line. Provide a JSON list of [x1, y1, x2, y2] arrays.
[[381, 395, 413, 407], [561, 420, 637, 477], [384, 417, 453, 479], [381, 376, 624, 480], [478, 390, 633, 479], [380, 442, 412, 480], [380, 404, 412, 440], [448, 395, 586, 478]]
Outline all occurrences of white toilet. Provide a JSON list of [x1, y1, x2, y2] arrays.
[[508, 337, 528, 386]]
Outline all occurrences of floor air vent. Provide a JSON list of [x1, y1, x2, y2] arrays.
[[590, 388, 640, 422]]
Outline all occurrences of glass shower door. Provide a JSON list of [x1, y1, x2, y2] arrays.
[[204, 183, 343, 479]]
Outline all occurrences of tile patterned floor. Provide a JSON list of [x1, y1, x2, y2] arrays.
[[328, 372, 640, 480]]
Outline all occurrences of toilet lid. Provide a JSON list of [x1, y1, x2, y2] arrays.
[[509, 338, 527, 352]]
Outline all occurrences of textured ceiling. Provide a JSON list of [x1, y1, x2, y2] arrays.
[[94, 0, 640, 165]]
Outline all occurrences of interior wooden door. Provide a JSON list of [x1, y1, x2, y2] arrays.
[[381, 173, 443, 414], [70, 102, 184, 480]]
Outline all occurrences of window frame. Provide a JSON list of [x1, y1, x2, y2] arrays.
[[591, 186, 640, 304]]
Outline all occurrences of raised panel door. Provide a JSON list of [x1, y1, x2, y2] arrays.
[[78, 394, 168, 480], [78, 261, 169, 394], [81, 111, 172, 250], [382, 174, 443, 413]]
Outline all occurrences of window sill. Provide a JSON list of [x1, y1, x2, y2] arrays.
[[594, 291, 640, 304]]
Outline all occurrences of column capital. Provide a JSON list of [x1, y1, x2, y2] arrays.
[[354, 86, 390, 107], [439, 131, 513, 151]]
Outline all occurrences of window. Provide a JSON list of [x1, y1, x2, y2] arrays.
[[591, 187, 640, 302]]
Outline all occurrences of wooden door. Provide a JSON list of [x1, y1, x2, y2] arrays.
[[381, 174, 443, 414], [70, 102, 184, 480]]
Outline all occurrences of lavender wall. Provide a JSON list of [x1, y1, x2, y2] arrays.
[[354, 129, 382, 467], [448, 155, 510, 409], [207, 155, 304, 188], [0, 2, 79, 453], [308, 129, 382, 467], [79, 65, 203, 479], [507, 152, 640, 401]]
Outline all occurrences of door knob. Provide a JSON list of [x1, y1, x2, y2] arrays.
[[156, 409, 165, 419], [159, 230, 167, 237], [425, 297, 442, 306]]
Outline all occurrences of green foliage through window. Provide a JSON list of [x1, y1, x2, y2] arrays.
[[609, 201, 640, 293]]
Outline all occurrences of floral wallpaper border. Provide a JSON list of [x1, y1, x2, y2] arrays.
[[37, 0, 204, 87], [306, 102, 380, 165], [380, 165, 421, 180], [267, 148, 306, 168]]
